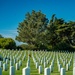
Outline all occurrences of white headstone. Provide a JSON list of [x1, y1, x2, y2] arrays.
[[10, 61, 13, 66], [6, 59, 9, 64], [73, 63, 75, 67], [16, 63, 19, 70], [27, 62, 30, 67], [19, 60, 22, 67], [10, 56, 12, 61], [14, 59, 16, 64], [36, 62, 39, 69], [50, 65, 53, 72], [41, 60, 43, 64], [58, 64, 62, 72], [3, 63, 7, 71], [3, 58, 6, 62], [22, 67, 30, 75], [44, 68, 50, 75], [51, 61, 54, 67], [60, 68, 65, 75], [63, 61, 66, 66], [66, 64, 69, 71], [39, 66, 42, 74], [0, 67, 2, 75], [10, 66, 15, 75], [44, 62, 46, 68]]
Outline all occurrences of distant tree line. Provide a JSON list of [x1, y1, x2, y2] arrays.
[[0, 35, 16, 49], [16, 10, 75, 51]]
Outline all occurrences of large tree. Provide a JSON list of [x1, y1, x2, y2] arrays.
[[46, 14, 75, 50], [16, 11, 75, 51], [46, 14, 65, 47], [16, 10, 48, 49]]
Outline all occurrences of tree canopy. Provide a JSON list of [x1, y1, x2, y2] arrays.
[[16, 10, 75, 51], [0, 38, 16, 49], [16, 10, 48, 49]]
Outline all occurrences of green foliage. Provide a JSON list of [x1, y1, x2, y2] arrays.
[[0, 38, 16, 49], [55, 41, 71, 50], [0, 34, 4, 38], [16, 10, 48, 49], [46, 14, 75, 51], [17, 44, 37, 50], [16, 11, 75, 51]]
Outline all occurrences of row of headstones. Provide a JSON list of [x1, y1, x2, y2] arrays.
[[34, 51, 47, 63], [59, 55, 72, 66], [0, 50, 26, 65], [57, 52, 75, 75], [36, 51, 52, 60], [32, 51, 54, 66], [1, 49, 25, 61], [0, 66, 15, 75], [0, 50, 26, 71], [0, 65, 75, 75], [33, 51, 73, 74], [0, 66, 66, 75], [0, 52, 25, 64], [57, 55, 72, 71], [33, 50, 74, 74], [57, 53, 73, 68], [0, 53, 30, 75], [58, 52, 72, 62], [35, 62, 54, 73], [0, 65, 24, 75], [0, 60, 22, 71], [32, 52, 53, 68], [32, 51, 56, 74], [18, 50, 74, 74], [44, 67, 66, 75], [1, 50, 17, 57], [35, 51, 72, 66], [35, 51, 53, 61], [0, 50, 74, 75]]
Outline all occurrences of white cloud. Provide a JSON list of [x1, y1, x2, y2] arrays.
[[0, 30, 17, 34], [0, 29, 18, 39]]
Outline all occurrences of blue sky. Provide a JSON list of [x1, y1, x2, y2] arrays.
[[0, 0, 75, 44]]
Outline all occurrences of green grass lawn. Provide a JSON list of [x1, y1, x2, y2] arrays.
[[0, 50, 74, 75]]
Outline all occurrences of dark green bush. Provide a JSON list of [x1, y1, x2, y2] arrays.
[[0, 38, 16, 49], [54, 41, 74, 51]]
